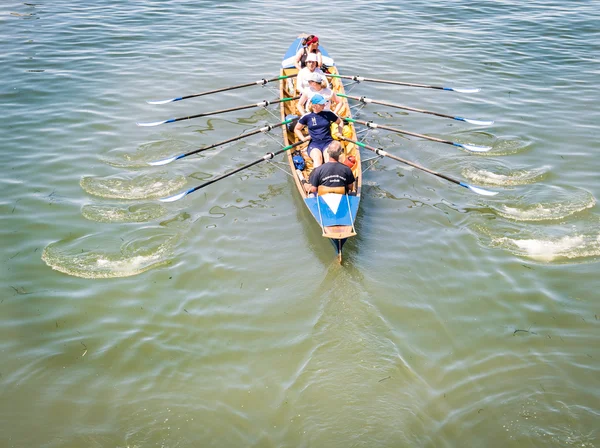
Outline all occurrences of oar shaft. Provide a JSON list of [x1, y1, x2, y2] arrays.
[[345, 118, 491, 153], [340, 94, 456, 120], [339, 94, 493, 126], [327, 74, 480, 93], [181, 121, 290, 159], [330, 74, 443, 90], [346, 118, 451, 146], [141, 97, 299, 126], [341, 138, 462, 187], [162, 140, 305, 201], [172, 97, 297, 124], [179, 75, 298, 101]]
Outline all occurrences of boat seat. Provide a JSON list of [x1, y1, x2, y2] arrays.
[[317, 185, 346, 196]]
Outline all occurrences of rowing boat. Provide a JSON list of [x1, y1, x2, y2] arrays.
[[143, 38, 498, 262], [280, 37, 362, 263]]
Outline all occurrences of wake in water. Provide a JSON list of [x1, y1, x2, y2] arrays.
[[80, 171, 186, 200], [42, 231, 177, 278], [81, 203, 167, 223], [490, 185, 595, 222], [473, 216, 600, 263], [462, 161, 550, 187], [102, 139, 196, 169]]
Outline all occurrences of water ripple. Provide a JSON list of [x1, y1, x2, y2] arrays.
[[80, 171, 187, 200], [42, 231, 177, 278]]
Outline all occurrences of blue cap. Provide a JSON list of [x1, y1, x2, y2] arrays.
[[311, 94, 327, 105]]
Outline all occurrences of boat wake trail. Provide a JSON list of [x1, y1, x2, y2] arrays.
[[80, 172, 187, 200], [42, 231, 177, 278], [81, 203, 167, 223]]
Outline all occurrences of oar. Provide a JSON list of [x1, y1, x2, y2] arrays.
[[328, 74, 480, 93], [147, 74, 299, 105], [341, 137, 498, 196], [148, 119, 293, 166], [137, 96, 299, 127], [159, 140, 305, 203], [345, 118, 491, 153], [338, 94, 494, 126]]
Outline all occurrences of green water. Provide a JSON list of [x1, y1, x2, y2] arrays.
[[1, 0, 598, 446]]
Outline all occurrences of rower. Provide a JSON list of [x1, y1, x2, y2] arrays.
[[296, 53, 329, 95], [297, 72, 341, 115], [294, 35, 323, 70], [294, 94, 344, 168], [304, 141, 355, 196]]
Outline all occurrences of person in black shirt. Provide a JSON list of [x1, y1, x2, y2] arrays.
[[306, 141, 355, 195]]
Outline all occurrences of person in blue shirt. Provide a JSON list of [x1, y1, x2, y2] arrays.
[[294, 94, 344, 168]]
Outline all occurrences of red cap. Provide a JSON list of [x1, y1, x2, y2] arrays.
[[306, 36, 319, 45]]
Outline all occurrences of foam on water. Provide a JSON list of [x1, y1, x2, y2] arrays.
[[462, 165, 550, 186], [491, 187, 595, 221], [80, 171, 187, 200], [102, 139, 195, 169], [41, 233, 176, 278], [81, 203, 167, 223], [492, 233, 600, 263]]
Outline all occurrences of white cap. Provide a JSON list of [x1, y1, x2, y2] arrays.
[[308, 72, 323, 83], [306, 53, 318, 63]]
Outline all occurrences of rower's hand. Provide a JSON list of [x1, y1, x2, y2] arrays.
[[302, 136, 311, 142]]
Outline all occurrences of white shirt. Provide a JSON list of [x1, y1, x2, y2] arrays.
[[305, 86, 335, 111], [296, 67, 329, 95]]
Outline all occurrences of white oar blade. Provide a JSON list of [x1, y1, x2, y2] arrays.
[[463, 183, 499, 196], [136, 119, 169, 127], [147, 155, 178, 166], [159, 190, 189, 203], [451, 87, 480, 94], [463, 118, 494, 126], [147, 98, 178, 105], [460, 143, 492, 153]]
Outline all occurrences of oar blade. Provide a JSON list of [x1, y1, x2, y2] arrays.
[[457, 143, 492, 153], [159, 189, 192, 203], [146, 97, 182, 105], [447, 87, 481, 94], [147, 155, 180, 166], [458, 117, 495, 126], [136, 118, 173, 127], [461, 182, 499, 196]]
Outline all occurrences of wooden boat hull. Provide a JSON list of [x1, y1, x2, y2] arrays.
[[280, 37, 362, 262]]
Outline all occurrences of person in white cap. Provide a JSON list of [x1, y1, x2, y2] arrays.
[[297, 71, 341, 115], [296, 52, 329, 95]]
